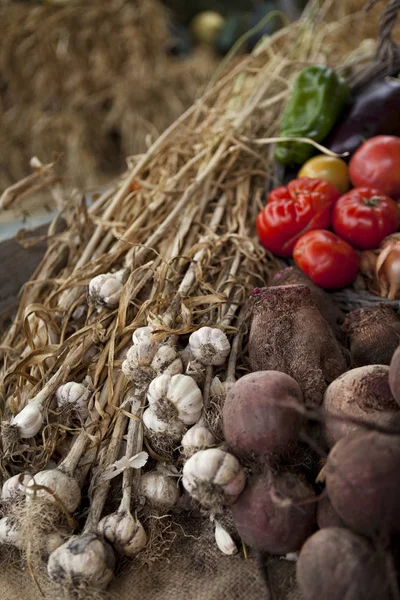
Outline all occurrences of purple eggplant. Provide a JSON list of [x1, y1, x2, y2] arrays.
[[325, 78, 400, 157]]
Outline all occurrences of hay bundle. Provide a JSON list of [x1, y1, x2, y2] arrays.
[[0, 0, 395, 598], [0, 0, 216, 190]]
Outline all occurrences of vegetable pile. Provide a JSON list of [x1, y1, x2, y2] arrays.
[[1, 2, 400, 600]]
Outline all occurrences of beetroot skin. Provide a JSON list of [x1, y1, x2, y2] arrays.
[[326, 430, 400, 536], [249, 285, 347, 407], [271, 266, 345, 340], [322, 365, 400, 448], [343, 304, 400, 367], [297, 527, 393, 600], [223, 371, 304, 459], [231, 470, 316, 555], [316, 495, 346, 530]]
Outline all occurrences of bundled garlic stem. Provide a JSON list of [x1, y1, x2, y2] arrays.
[[60, 372, 124, 479], [84, 406, 128, 534], [160, 194, 228, 326], [119, 395, 144, 513]]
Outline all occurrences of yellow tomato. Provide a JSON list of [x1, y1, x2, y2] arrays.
[[298, 155, 350, 194]]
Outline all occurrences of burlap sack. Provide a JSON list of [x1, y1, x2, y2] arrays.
[[0, 231, 302, 600]]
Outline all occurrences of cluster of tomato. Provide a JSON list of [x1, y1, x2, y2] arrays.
[[256, 135, 400, 290]]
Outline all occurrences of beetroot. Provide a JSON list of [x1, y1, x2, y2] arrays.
[[249, 285, 347, 407], [297, 527, 393, 600], [223, 371, 304, 459], [271, 266, 345, 340], [316, 495, 345, 530], [326, 430, 400, 536], [322, 365, 400, 448], [389, 345, 400, 406], [231, 470, 316, 555], [344, 304, 400, 367]]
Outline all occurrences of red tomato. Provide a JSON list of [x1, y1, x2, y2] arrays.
[[332, 187, 399, 250], [256, 178, 340, 257], [293, 230, 359, 290], [349, 136, 400, 199]]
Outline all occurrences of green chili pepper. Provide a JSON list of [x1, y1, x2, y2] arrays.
[[275, 65, 350, 166]]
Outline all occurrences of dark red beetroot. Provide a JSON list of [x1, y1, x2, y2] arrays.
[[249, 285, 347, 407], [326, 430, 400, 537], [271, 266, 345, 341], [389, 345, 400, 406], [231, 470, 316, 555], [223, 371, 304, 459], [316, 495, 345, 530], [297, 527, 393, 600], [344, 304, 400, 367], [322, 365, 400, 448]]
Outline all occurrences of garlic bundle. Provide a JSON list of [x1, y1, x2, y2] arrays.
[[147, 373, 203, 426], [47, 533, 115, 591], [88, 269, 126, 309], [214, 520, 238, 556], [26, 468, 81, 513], [182, 448, 246, 509], [142, 407, 184, 440], [181, 418, 215, 456], [189, 327, 231, 366], [138, 471, 180, 509], [1, 473, 31, 501], [122, 343, 182, 389], [55, 380, 92, 421], [10, 400, 43, 439], [98, 511, 147, 556]]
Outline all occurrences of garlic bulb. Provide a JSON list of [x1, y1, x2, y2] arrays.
[[1, 473, 31, 501], [142, 408, 183, 441], [88, 271, 125, 308], [0, 517, 21, 548], [55, 381, 92, 420], [147, 373, 203, 426], [26, 469, 81, 513], [122, 343, 182, 389], [214, 520, 238, 556], [47, 533, 115, 590], [182, 448, 246, 509], [10, 401, 43, 438], [181, 419, 215, 455], [189, 327, 231, 366], [98, 511, 147, 556], [138, 471, 180, 509]]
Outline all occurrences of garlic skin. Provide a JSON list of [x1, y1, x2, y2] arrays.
[[0, 517, 21, 548], [47, 533, 115, 590], [55, 381, 92, 420], [98, 511, 147, 556], [147, 373, 203, 426], [138, 471, 180, 509], [88, 271, 124, 308], [210, 376, 226, 398], [142, 408, 184, 441], [26, 469, 81, 513], [182, 448, 246, 509], [45, 530, 69, 555], [214, 520, 238, 556], [181, 419, 215, 455], [1, 473, 31, 501], [189, 327, 231, 366], [10, 401, 43, 438], [122, 343, 182, 389]]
